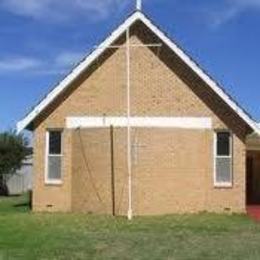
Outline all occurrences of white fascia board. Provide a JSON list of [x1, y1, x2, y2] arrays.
[[66, 116, 212, 129], [17, 11, 259, 135], [16, 12, 143, 133], [136, 13, 260, 135]]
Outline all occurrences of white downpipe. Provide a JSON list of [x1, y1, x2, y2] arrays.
[[126, 28, 133, 220]]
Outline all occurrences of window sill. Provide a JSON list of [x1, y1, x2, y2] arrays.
[[214, 183, 233, 189], [45, 180, 63, 186]]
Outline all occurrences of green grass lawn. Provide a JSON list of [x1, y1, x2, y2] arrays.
[[1, 195, 260, 260]]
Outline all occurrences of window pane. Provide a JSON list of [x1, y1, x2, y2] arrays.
[[48, 156, 61, 180], [216, 157, 231, 183], [217, 132, 230, 156], [49, 131, 62, 155]]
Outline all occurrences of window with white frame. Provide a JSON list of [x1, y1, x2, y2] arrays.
[[214, 131, 233, 186], [46, 130, 63, 184]]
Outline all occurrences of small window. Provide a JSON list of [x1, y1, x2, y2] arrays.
[[214, 131, 233, 187], [46, 130, 63, 184]]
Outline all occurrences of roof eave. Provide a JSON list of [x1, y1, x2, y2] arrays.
[[137, 14, 260, 135], [16, 11, 143, 133], [16, 11, 260, 136]]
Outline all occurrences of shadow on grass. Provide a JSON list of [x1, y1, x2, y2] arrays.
[[14, 202, 31, 208], [14, 191, 32, 210], [0, 195, 31, 214]]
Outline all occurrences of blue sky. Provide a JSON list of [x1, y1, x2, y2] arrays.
[[1, 0, 260, 132]]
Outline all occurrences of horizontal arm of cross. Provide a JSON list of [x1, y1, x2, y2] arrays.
[[94, 43, 162, 50]]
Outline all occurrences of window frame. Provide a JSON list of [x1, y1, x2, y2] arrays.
[[45, 129, 63, 185], [213, 130, 233, 188]]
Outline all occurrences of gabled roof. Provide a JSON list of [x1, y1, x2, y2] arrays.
[[17, 11, 260, 135]]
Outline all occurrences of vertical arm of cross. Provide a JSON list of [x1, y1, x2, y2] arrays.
[[94, 34, 161, 221]]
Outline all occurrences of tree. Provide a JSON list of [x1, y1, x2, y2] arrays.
[[0, 131, 29, 176], [0, 131, 29, 195]]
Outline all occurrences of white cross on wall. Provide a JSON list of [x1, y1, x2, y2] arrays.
[[94, 7, 161, 219]]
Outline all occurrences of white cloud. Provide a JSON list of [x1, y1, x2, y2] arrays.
[[230, 0, 260, 8], [210, 7, 240, 27], [0, 51, 85, 75], [0, 0, 127, 22], [55, 51, 85, 67], [0, 57, 41, 71], [210, 0, 260, 27]]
